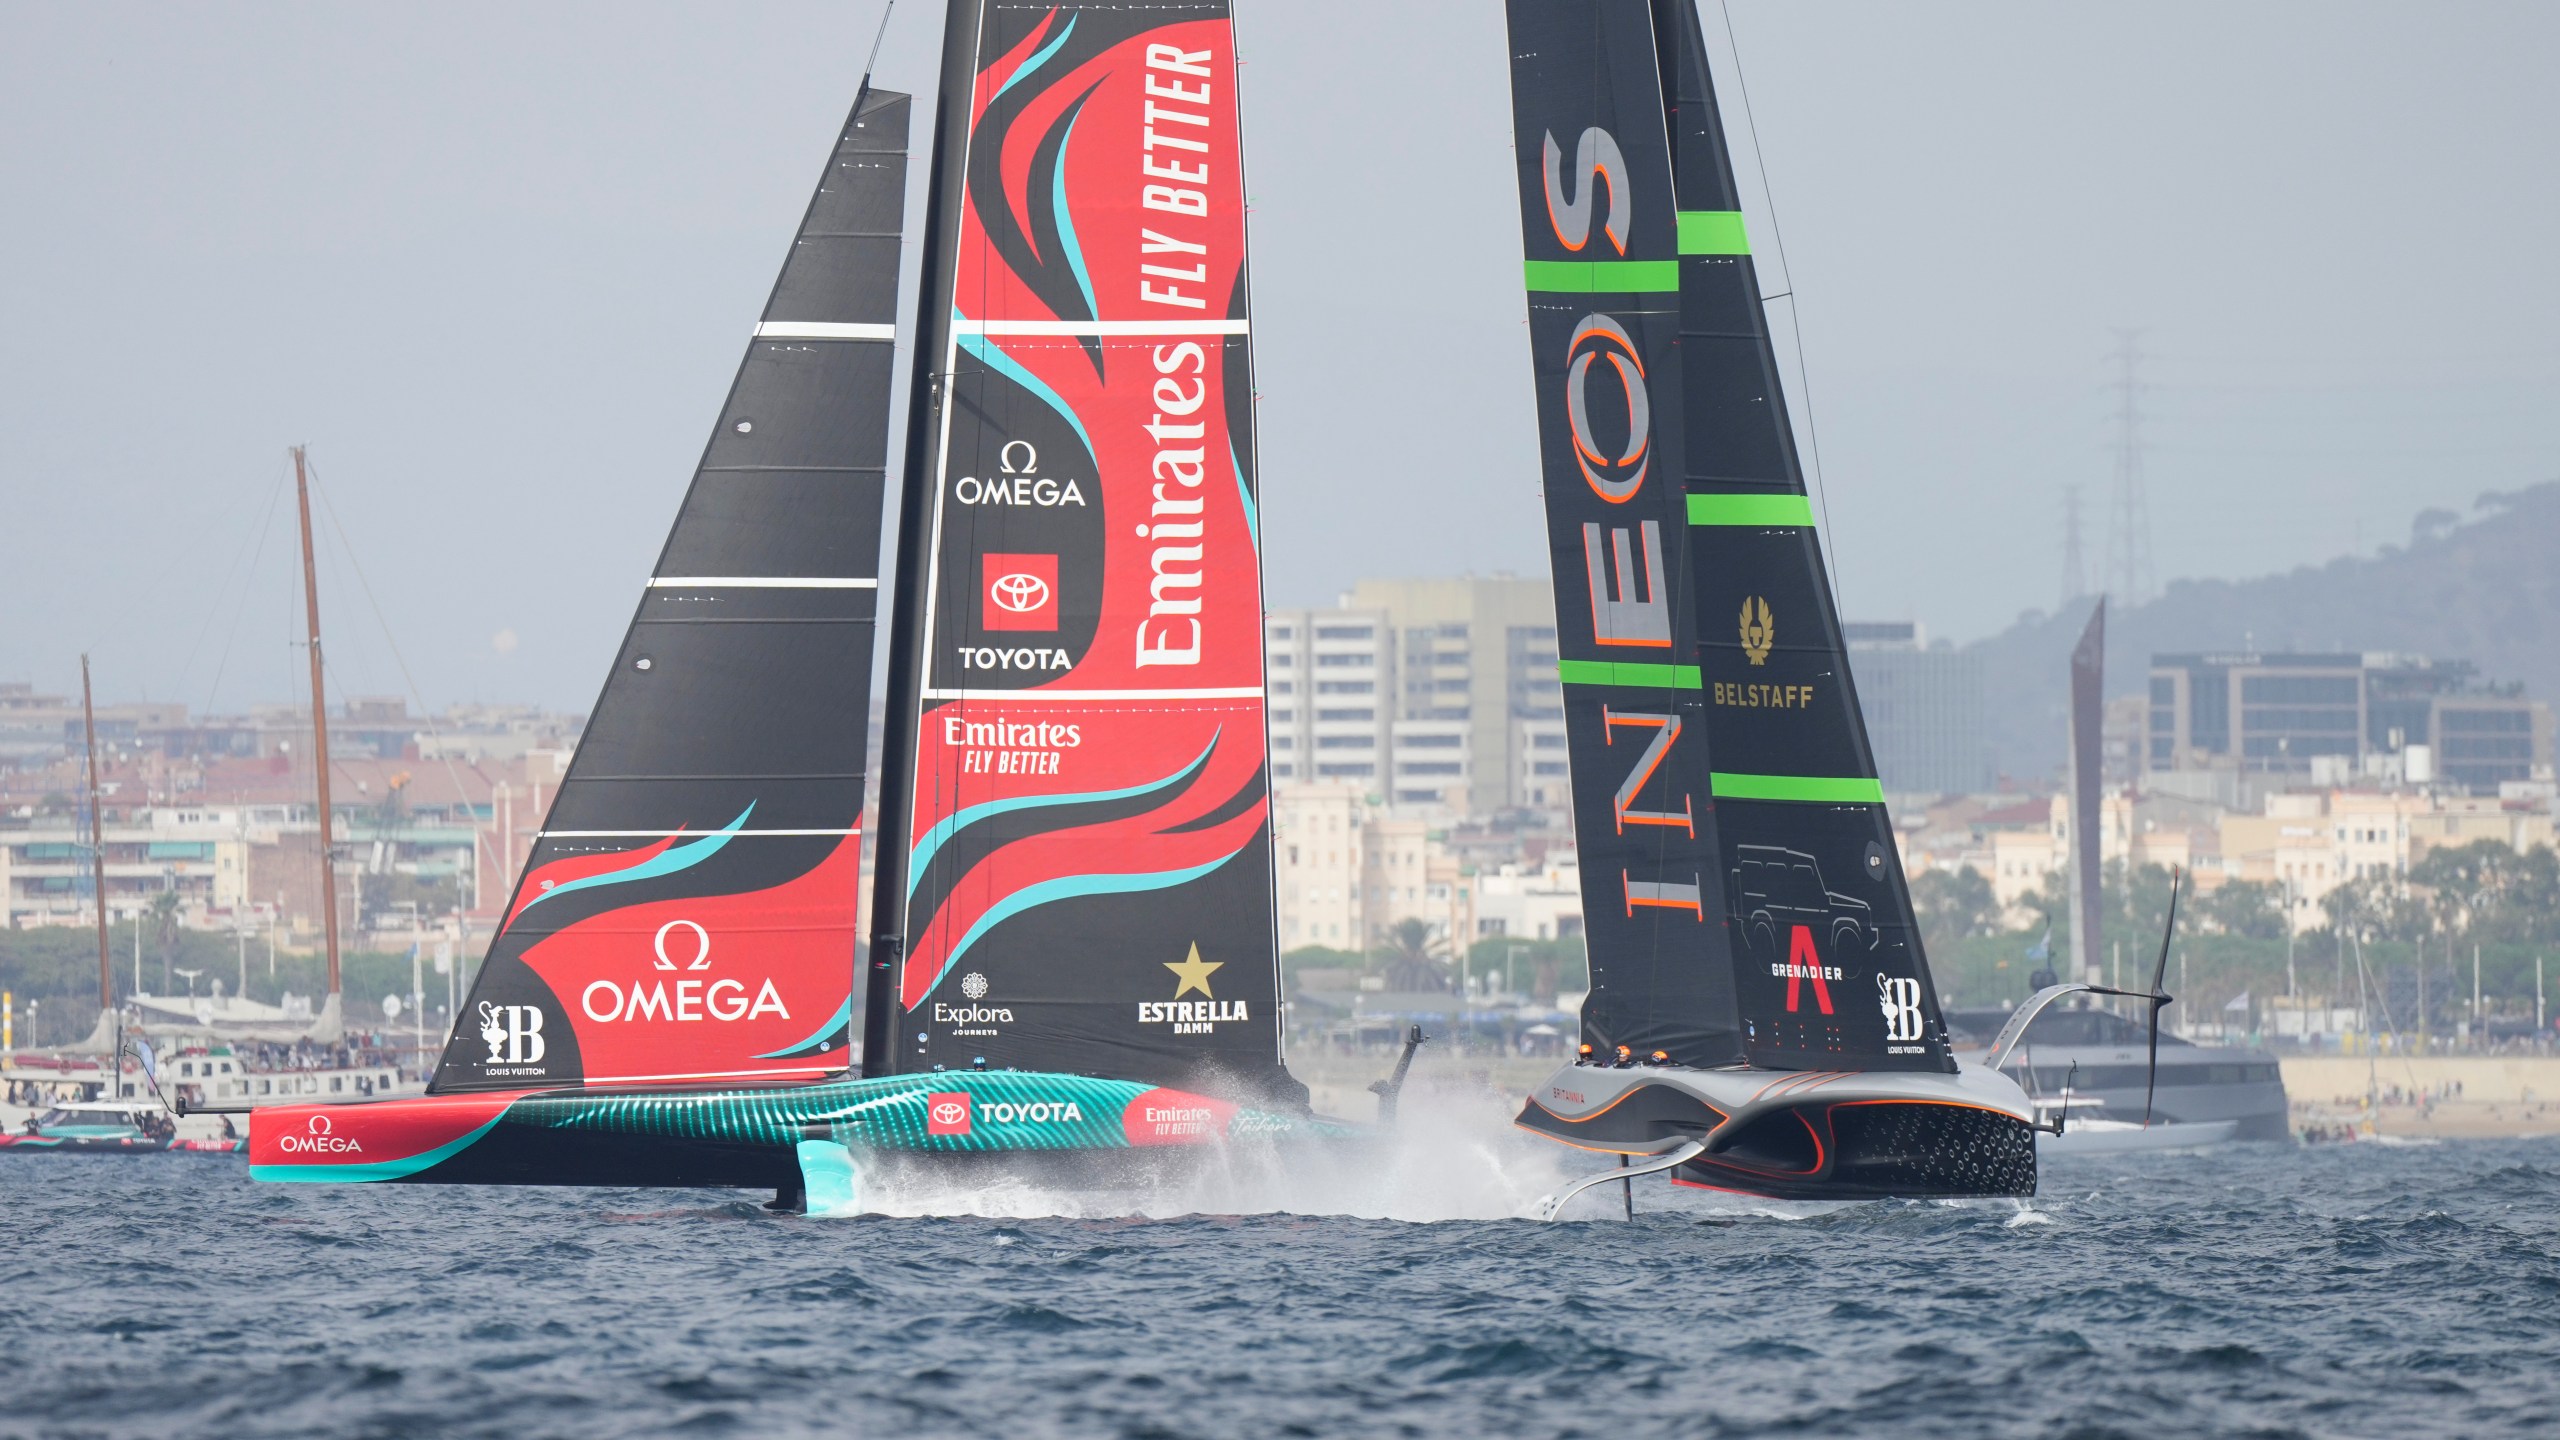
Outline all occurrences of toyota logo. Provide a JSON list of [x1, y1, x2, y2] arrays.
[[307, 1114, 333, 1135], [930, 1100, 968, 1127], [989, 572, 1050, 613]]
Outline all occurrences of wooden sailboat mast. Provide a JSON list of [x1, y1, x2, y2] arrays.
[[292, 446, 343, 1001], [81, 655, 112, 1014]]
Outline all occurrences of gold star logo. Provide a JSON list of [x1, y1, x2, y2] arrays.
[[1164, 944, 1223, 1000]]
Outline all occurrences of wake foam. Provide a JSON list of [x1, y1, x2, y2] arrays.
[[853, 1073, 1577, 1223]]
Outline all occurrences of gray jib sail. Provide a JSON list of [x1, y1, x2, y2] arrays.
[[1652, 1, 1952, 1072], [2067, 598, 2106, 985], [1505, 0, 1747, 1068], [433, 88, 911, 1094]]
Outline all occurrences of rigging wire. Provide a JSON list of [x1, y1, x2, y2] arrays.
[[301, 458, 501, 868], [194, 463, 292, 719], [1717, 0, 1848, 624]]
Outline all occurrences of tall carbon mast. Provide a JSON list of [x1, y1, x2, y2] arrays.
[[863, 0, 983, 1076]]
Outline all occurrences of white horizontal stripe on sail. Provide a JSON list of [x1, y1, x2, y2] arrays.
[[755, 321, 896, 340], [537, 828, 862, 839], [951, 319, 1250, 337], [919, 686, 1265, 702], [646, 577, 878, 588]]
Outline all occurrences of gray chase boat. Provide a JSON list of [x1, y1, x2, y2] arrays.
[[1948, 1005, 2289, 1143]]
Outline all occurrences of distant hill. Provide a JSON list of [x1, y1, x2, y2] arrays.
[[1967, 480, 2560, 785]]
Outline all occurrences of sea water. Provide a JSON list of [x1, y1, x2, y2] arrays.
[[6, 1105, 2558, 1438]]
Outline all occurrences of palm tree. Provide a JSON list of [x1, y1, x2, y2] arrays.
[[1379, 918, 1451, 993], [148, 889, 182, 994]]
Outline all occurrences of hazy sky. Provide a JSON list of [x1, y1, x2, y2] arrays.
[[4, 2, 2555, 714]]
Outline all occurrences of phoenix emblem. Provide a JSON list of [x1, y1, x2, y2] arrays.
[[1739, 596, 1775, 666]]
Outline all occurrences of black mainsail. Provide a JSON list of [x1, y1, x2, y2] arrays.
[[1504, 2, 1741, 1069], [1506, 1, 2037, 1208], [432, 87, 911, 1093], [1651, 0, 1953, 1073], [1505, 0, 1952, 1077]]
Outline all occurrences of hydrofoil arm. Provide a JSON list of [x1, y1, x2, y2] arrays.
[[1524, 1139, 1707, 1222]]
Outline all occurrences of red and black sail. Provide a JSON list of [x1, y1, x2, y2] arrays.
[[432, 87, 911, 1092], [864, 3, 1296, 1103], [1506, 1, 1953, 1072]]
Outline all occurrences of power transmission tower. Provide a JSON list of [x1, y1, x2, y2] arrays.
[[2060, 482, 2086, 609], [2102, 330, 2153, 606]]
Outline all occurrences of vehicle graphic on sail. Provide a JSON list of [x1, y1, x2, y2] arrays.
[[244, 1, 1405, 1212], [1732, 844, 1877, 961], [1501, 0, 2169, 1210]]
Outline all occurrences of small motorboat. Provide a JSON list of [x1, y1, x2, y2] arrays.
[[0, 1101, 177, 1154], [2034, 1095, 2236, 1156]]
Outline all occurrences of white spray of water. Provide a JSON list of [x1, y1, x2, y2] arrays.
[[853, 1077, 1581, 1224]]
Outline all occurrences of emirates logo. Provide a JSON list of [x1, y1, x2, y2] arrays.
[[989, 572, 1050, 614]]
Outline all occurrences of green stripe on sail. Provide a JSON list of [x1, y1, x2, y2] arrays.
[[1710, 772, 1887, 805], [1678, 211, 1750, 255], [1688, 493, 1816, 528], [1523, 259, 1681, 293], [1558, 660, 1703, 690]]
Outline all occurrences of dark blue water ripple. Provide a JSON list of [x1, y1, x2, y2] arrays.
[[7, 1137, 2560, 1439]]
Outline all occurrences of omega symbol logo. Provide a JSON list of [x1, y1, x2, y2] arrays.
[[279, 1108, 362, 1154], [653, 919, 713, 972], [961, 972, 989, 1000], [990, 573, 1051, 614]]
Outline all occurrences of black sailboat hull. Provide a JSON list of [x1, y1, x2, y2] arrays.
[[1516, 1062, 2038, 1200]]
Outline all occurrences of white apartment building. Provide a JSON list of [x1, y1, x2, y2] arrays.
[[1272, 784, 1480, 957], [1471, 854, 1585, 943], [1266, 608, 1391, 790], [1514, 717, 1572, 814], [0, 806, 279, 926], [1941, 785, 2556, 935], [1267, 575, 1561, 817], [1273, 783, 1369, 950]]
